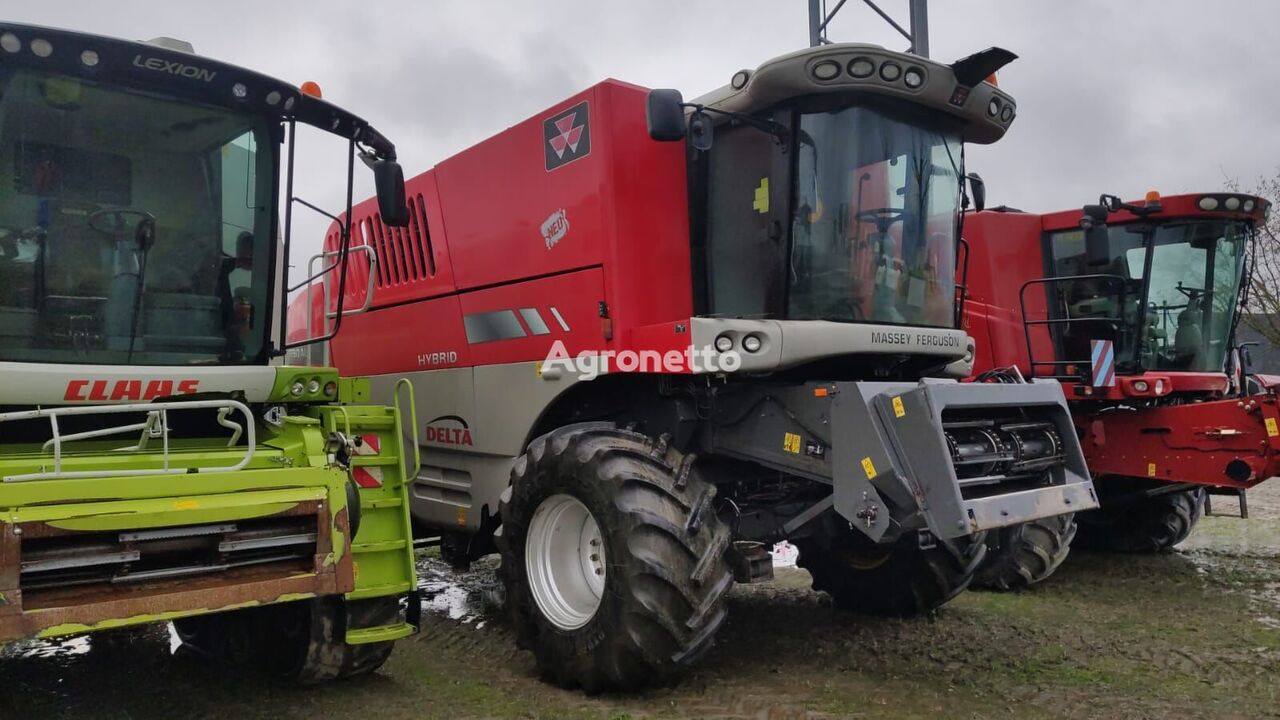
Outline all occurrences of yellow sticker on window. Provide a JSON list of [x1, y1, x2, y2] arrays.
[[892, 396, 906, 418], [753, 177, 770, 213], [1267, 417, 1278, 438], [861, 457, 877, 479], [1147, 463, 1157, 477], [783, 432, 802, 454]]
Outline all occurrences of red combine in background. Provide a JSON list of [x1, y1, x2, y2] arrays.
[[963, 191, 1276, 584]]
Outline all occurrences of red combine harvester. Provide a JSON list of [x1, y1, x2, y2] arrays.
[[291, 41, 1097, 690], [963, 191, 1276, 584]]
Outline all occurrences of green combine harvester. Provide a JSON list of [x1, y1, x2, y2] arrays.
[[0, 22, 419, 681]]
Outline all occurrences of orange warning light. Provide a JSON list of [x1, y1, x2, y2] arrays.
[[299, 81, 323, 99]]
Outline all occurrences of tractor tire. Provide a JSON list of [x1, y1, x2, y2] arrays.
[[796, 531, 985, 616], [1076, 485, 1206, 553], [972, 514, 1076, 591], [497, 424, 734, 693], [173, 596, 398, 683]]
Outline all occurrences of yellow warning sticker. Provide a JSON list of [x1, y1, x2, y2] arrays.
[[1147, 463, 1157, 477], [753, 177, 770, 213], [783, 432, 802, 454], [174, 500, 199, 510], [861, 457, 877, 479], [892, 396, 906, 418], [1267, 417, 1279, 438]]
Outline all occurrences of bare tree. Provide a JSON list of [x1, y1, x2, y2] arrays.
[[1232, 170, 1280, 344]]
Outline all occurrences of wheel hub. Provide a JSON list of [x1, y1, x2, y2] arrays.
[[525, 494, 605, 630]]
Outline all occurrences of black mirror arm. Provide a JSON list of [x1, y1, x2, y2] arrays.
[[685, 103, 789, 144]]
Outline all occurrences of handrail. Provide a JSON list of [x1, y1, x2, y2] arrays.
[[0, 399, 256, 483], [301, 245, 378, 349], [1019, 273, 1130, 381]]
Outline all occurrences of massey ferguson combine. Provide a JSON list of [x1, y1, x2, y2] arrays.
[[292, 43, 1095, 690], [964, 191, 1276, 585], [0, 23, 419, 680]]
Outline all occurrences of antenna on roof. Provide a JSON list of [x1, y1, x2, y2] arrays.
[[808, 0, 929, 57]]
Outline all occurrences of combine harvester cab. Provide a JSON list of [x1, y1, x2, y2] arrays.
[[964, 191, 1276, 582], [293, 41, 1094, 691], [0, 22, 419, 681]]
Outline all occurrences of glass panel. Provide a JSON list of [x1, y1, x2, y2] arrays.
[[1047, 220, 1249, 373], [789, 106, 961, 327], [1141, 221, 1248, 372], [0, 68, 275, 365], [704, 124, 785, 318]]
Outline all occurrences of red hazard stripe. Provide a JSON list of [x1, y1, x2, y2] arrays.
[[353, 467, 383, 488]]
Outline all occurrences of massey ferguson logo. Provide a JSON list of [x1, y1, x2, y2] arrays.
[[132, 55, 217, 82], [64, 379, 200, 402], [424, 415, 474, 446], [544, 101, 590, 171]]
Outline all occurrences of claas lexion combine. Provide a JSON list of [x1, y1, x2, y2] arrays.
[[0, 22, 421, 680], [291, 40, 1096, 690], [963, 190, 1277, 584]]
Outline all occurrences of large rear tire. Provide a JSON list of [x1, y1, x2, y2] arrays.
[[796, 531, 985, 616], [1076, 483, 1206, 553], [173, 596, 398, 683], [972, 514, 1076, 591], [497, 424, 734, 693]]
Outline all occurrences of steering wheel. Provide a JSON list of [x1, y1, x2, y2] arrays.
[[856, 207, 906, 235], [1174, 283, 1206, 301], [88, 207, 156, 238]]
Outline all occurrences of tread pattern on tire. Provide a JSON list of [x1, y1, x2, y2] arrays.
[[496, 424, 734, 693], [796, 532, 985, 617], [972, 514, 1077, 591], [1076, 484, 1206, 554]]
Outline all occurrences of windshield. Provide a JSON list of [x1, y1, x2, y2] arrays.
[[1048, 219, 1249, 374], [789, 107, 962, 327], [0, 68, 275, 365]]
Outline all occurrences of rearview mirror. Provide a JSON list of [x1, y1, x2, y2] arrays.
[[966, 173, 986, 213], [1081, 204, 1110, 267], [372, 159, 409, 227], [646, 89, 687, 142]]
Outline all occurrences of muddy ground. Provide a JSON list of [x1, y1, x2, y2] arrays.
[[3, 485, 1279, 720]]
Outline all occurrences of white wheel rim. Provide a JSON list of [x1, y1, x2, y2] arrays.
[[525, 493, 606, 630]]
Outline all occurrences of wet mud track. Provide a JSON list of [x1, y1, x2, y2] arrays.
[[3, 485, 1280, 719]]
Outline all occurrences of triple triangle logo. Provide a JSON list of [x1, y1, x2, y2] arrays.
[[543, 101, 591, 171]]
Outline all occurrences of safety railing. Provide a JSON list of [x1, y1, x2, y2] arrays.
[[0, 399, 255, 483], [1019, 273, 1132, 381]]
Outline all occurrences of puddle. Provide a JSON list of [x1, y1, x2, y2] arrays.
[[4, 634, 92, 661], [415, 553, 502, 624]]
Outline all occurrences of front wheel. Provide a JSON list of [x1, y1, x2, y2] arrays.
[[796, 531, 985, 616], [173, 596, 398, 683], [972, 514, 1076, 591], [497, 424, 734, 693], [1076, 483, 1206, 553]]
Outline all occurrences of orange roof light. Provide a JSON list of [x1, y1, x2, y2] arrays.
[[1145, 190, 1163, 212], [299, 81, 323, 99], [984, 73, 998, 87]]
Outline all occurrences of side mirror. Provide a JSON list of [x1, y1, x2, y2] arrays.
[[966, 173, 986, 213], [372, 159, 409, 227], [646, 89, 687, 141], [1081, 204, 1110, 267]]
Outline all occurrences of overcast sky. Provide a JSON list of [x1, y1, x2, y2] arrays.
[[10, 1, 1280, 264]]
